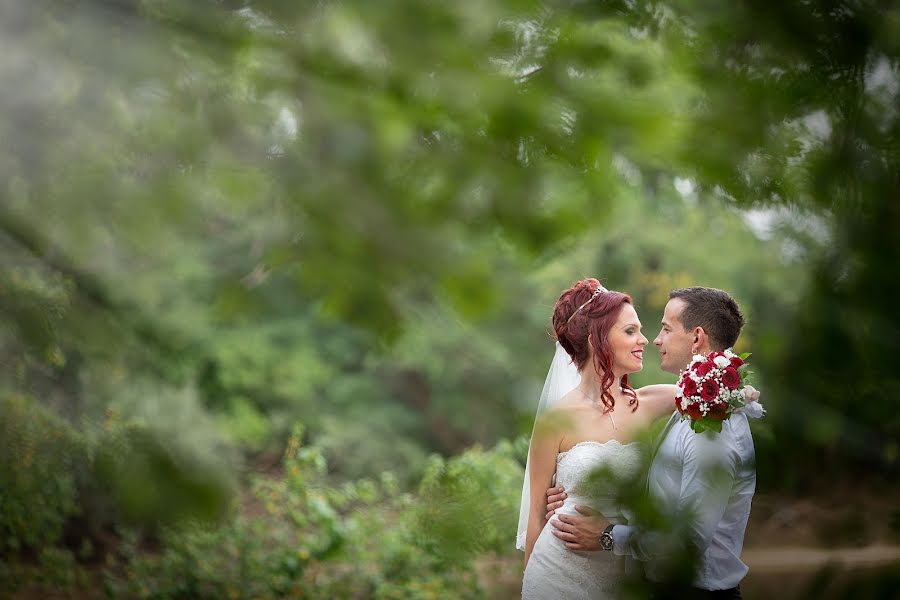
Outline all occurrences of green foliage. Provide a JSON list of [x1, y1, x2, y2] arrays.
[[0, 393, 85, 554], [0, 266, 71, 363], [215, 395, 273, 451], [315, 406, 430, 484], [202, 322, 335, 414], [0, 390, 236, 583], [690, 418, 723, 434], [2, 0, 896, 486], [0, 0, 899, 594], [102, 428, 517, 599], [411, 439, 524, 566], [94, 420, 235, 527]]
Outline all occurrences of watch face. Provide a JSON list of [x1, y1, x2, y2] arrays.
[[600, 533, 613, 551]]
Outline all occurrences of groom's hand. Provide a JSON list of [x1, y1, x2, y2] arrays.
[[545, 486, 567, 520], [550, 505, 609, 551]]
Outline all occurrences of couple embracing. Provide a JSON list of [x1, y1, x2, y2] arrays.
[[518, 279, 762, 599]]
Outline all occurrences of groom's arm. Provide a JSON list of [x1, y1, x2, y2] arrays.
[[550, 506, 607, 550], [612, 432, 739, 561], [670, 431, 740, 554], [544, 484, 608, 551]]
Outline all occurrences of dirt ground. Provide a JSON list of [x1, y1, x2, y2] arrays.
[[745, 489, 900, 548]]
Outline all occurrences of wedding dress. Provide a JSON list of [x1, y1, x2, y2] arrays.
[[521, 439, 643, 599]]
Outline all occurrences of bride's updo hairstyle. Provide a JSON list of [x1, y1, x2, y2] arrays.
[[552, 278, 638, 413]]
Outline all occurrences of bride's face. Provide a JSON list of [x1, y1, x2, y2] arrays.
[[608, 303, 648, 376]]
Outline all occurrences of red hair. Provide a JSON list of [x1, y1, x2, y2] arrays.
[[552, 278, 639, 413]]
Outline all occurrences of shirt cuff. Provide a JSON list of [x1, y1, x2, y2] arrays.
[[611, 524, 634, 556]]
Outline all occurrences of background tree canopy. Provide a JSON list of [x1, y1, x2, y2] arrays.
[[1, 0, 898, 598]]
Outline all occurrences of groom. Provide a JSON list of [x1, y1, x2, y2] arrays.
[[546, 287, 755, 599]]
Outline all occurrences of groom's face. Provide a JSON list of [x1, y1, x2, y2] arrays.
[[654, 298, 694, 374]]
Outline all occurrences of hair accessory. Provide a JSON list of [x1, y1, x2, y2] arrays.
[[566, 284, 609, 323]]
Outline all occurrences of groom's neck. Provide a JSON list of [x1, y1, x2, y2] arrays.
[[697, 343, 724, 356]]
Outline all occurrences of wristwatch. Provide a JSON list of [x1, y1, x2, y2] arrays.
[[599, 524, 615, 551]]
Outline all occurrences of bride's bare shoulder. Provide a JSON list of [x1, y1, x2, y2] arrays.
[[535, 391, 585, 431], [554, 388, 588, 410]]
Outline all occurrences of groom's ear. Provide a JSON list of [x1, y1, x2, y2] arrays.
[[693, 327, 708, 351]]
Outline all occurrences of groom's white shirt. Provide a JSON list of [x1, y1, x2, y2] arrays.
[[611, 411, 756, 590]]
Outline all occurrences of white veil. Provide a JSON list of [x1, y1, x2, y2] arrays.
[[516, 341, 582, 550]]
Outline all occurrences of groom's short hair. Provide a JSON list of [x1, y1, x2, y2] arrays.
[[669, 287, 745, 351]]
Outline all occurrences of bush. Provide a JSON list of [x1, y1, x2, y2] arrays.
[[410, 439, 524, 566], [106, 427, 523, 599], [0, 393, 86, 554], [94, 420, 235, 528], [108, 425, 366, 599]]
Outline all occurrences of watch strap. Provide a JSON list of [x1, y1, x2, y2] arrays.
[[599, 524, 615, 551]]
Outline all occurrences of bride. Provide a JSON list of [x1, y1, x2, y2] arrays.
[[519, 278, 677, 599]]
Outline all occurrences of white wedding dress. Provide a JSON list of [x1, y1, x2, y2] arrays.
[[522, 439, 644, 599]]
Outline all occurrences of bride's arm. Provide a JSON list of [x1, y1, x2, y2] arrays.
[[637, 384, 678, 420], [524, 413, 564, 567]]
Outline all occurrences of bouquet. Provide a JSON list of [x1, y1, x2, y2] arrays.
[[675, 349, 763, 433]]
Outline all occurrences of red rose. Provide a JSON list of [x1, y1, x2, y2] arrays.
[[729, 356, 744, 369], [681, 378, 699, 398], [707, 402, 728, 421], [675, 397, 684, 415], [721, 367, 741, 390], [692, 360, 713, 377], [707, 351, 723, 361], [687, 403, 702, 420], [700, 379, 720, 401]]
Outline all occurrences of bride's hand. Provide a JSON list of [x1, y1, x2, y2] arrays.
[[545, 486, 567, 520]]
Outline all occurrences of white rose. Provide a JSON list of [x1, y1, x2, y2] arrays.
[[692, 354, 705, 363], [724, 348, 735, 358], [742, 385, 760, 403], [713, 355, 730, 368]]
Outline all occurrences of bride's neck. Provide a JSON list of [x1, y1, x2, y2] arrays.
[[578, 369, 625, 402]]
